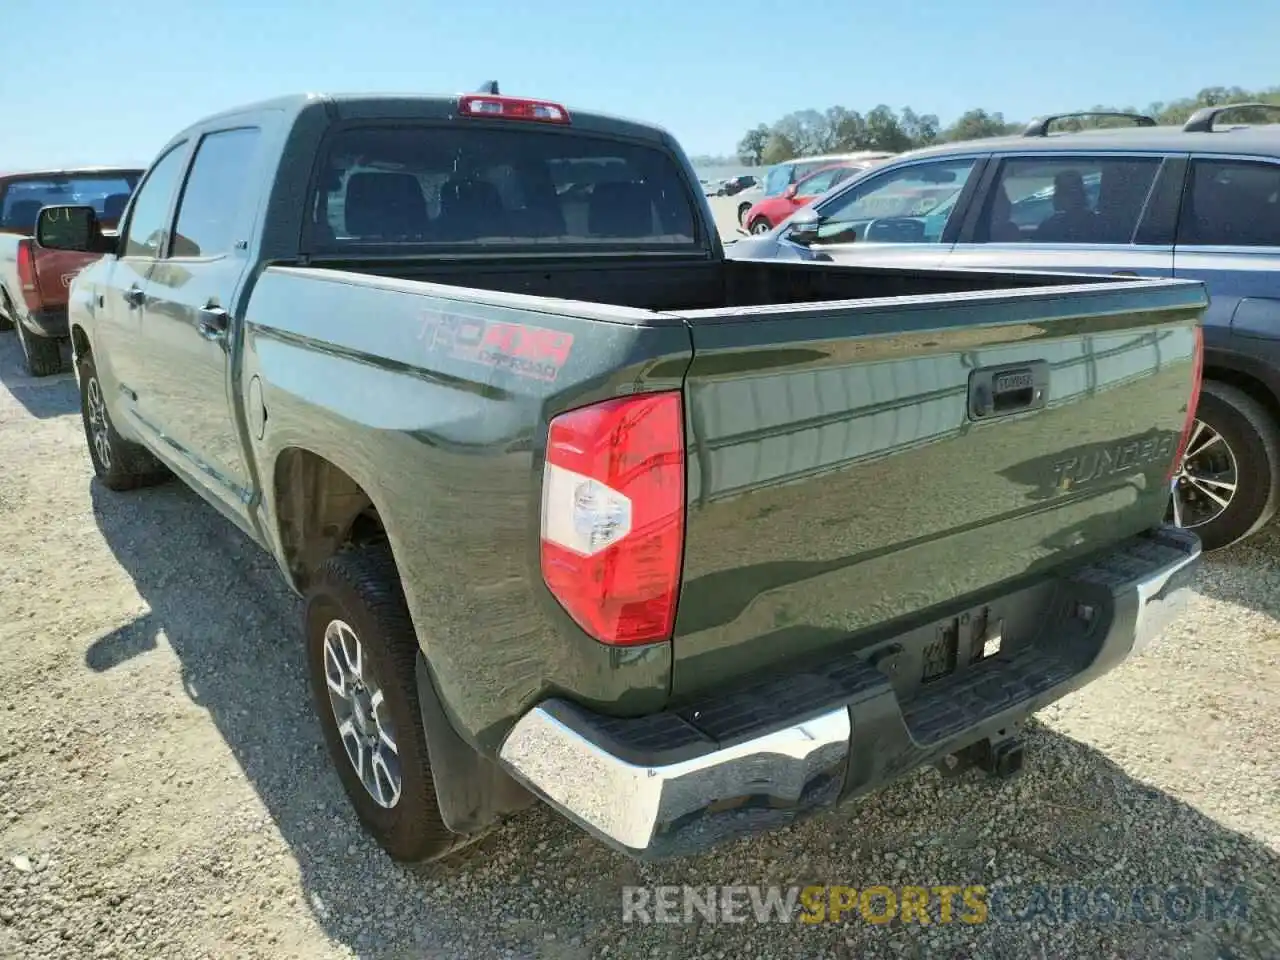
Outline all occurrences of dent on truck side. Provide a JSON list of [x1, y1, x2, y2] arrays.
[[242, 267, 694, 755]]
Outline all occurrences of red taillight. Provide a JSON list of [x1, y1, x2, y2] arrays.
[[15, 239, 41, 312], [540, 392, 685, 646], [458, 94, 571, 125], [1166, 325, 1205, 482]]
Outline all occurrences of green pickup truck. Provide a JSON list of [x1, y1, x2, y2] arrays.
[[37, 89, 1205, 863]]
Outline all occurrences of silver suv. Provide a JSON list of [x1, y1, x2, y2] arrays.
[[731, 103, 1280, 551]]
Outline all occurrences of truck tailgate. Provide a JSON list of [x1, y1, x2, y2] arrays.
[[670, 279, 1206, 696]]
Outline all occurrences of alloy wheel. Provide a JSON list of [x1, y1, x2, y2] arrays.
[[322, 619, 402, 808], [1169, 418, 1238, 529], [85, 377, 112, 471]]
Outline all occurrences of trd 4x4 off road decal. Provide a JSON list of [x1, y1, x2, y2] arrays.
[[417, 310, 574, 383]]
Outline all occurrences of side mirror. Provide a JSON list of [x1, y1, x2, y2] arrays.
[[36, 205, 111, 254], [786, 208, 825, 246], [783, 184, 799, 200]]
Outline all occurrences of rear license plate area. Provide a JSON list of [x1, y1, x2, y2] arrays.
[[870, 604, 1005, 700]]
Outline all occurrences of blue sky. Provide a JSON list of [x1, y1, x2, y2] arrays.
[[4, 0, 1279, 169]]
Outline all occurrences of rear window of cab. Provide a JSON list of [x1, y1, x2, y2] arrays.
[[308, 126, 699, 251]]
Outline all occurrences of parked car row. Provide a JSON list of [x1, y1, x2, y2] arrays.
[[733, 150, 898, 226], [739, 159, 875, 234], [735, 103, 1280, 553], [23, 88, 1204, 867]]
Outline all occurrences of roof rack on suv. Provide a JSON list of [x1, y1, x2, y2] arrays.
[[1183, 102, 1280, 132], [1021, 111, 1157, 137]]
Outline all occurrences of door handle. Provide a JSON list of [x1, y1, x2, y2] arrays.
[[197, 304, 230, 340], [123, 286, 145, 308]]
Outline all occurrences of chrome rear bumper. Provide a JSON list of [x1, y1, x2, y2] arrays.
[[499, 527, 1200, 858]]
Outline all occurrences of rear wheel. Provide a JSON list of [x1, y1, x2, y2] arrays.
[[78, 352, 168, 490], [14, 319, 63, 377], [737, 202, 753, 225], [304, 544, 470, 862], [748, 216, 773, 235], [1168, 381, 1280, 551]]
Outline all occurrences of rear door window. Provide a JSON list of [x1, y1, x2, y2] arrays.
[[170, 127, 263, 258], [310, 126, 698, 251], [1179, 159, 1280, 247], [974, 156, 1162, 244]]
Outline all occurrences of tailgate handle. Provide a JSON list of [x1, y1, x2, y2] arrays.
[[968, 361, 1049, 420]]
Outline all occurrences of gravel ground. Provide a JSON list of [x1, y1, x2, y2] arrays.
[[0, 328, 1278, 960]]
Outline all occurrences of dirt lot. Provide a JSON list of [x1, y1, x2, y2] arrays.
[[0, 331, 1277, 960]]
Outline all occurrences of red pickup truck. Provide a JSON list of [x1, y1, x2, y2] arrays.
[[0, 167, 141, 375]]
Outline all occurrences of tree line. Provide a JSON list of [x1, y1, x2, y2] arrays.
[[736, 86, 1280, 166]]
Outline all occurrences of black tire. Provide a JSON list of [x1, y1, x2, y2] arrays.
[[748, 216, 773, 235], [0, 296, 13, 332], [737, 202, 752, 225], [77, 352, 168, 491], [1171, 381, 1280, 551], [304, 544, 469, 863], [14, 319, 64, 376]]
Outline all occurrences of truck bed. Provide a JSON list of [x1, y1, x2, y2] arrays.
[[250, 257, 1204, 723], [302, 254, 1100, 313]]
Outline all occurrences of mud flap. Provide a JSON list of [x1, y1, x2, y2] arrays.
[[414, 655, 534, 835]]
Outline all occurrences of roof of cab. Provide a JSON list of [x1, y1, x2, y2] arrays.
[[0, 166, 144, 181], [171, 92, 677, 147], [896, 122, 1280, 162]]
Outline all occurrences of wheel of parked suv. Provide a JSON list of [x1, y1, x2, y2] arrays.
[[304, 543, 471, 862], [748, 216, 773, 235], [1168, 382, 1280, 551], [737, 202, 753, 225], [77, 351, 169, 490]]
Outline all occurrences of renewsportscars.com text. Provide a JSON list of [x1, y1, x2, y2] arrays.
[[621, 884, 1251, 926]]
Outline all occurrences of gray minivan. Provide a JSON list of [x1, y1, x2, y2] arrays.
[[732, 104, 1280, 551]]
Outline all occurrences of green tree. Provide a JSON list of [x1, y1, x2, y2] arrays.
[[899, 107, 939, 147], [736, 85, 1280, 162], [942, 108, 1014, 142], [863, 105, 913, 152], [760, 133, 797, 165], [736, 124, 771, 165], [826, 106, 867, 150]]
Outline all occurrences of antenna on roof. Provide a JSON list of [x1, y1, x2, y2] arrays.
[[476, 81, 500, 95]]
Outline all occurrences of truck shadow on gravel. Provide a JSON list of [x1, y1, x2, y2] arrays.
[[82, 479, 1280, 960], [0, 333, 77, 419]]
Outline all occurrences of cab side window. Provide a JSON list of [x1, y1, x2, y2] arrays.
[[1180, 159, 1280, 247], [170, 128, 262, 258], [121, 144, 188, 258], [974, 156, 1161, 244], [809, 158, 977, 244]]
